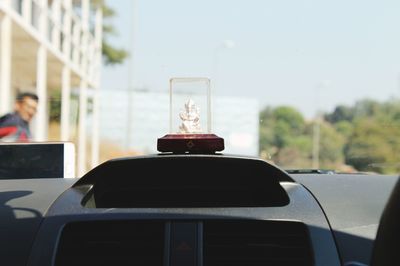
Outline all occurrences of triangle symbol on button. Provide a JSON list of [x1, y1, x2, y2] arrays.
[[176, 241, 192, 251]]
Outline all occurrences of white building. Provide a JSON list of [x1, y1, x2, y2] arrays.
[[99, 90, 259, 156], [0, 0, 102, 175]]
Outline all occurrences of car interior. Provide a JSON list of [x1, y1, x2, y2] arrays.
[[0, 150, 398, 266], [1, 1, 400, 266]]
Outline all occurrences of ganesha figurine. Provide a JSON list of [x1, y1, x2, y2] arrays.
[[179, 99, 202, 134], [157, 77, 224, 153]]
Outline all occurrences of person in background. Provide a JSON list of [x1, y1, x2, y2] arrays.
[[0, 92, 39, 141]]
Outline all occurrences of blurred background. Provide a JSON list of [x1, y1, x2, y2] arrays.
[[2, 0, 400, 176]]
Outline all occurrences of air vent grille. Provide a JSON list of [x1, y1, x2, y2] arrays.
[[54, 221, 165, 266], [204, 220, 314, 266]]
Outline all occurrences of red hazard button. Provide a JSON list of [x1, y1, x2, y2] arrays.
[[176, 241, 192, 252]]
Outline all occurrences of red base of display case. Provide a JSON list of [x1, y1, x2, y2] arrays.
[[157, 134, 224, 153]]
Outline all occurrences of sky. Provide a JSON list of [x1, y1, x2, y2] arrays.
[[101, 0, 400, 119]]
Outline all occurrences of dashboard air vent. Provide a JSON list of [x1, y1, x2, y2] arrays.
[[204, 220, 314, 266], [54, 220, 165, 266]]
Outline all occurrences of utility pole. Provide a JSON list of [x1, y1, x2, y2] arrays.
[[312, 80, 329, 169], [312, 112, 320, 169]]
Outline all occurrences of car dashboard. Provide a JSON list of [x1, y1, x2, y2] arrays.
[[0, 154, 397, 266]]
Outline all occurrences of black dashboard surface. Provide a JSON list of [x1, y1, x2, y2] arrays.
[[293, 174, 399, 264], [0, 155, 398, 266], [0, 178, 75, 266]]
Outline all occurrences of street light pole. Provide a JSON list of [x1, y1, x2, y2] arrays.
[[212, 40, 235, 92], [211, 40, 235, 130], [126, 0, 136, 150]]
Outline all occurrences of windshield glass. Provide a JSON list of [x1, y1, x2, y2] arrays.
[[0, 0, 399, 176]]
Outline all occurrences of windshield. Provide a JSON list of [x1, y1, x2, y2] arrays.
[[0, 0, 399, 176]]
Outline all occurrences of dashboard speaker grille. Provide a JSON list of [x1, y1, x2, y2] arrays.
[[54, 220, 165, 266], [204, 220, 314, 266]]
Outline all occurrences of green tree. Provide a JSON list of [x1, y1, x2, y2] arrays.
[[353, 99, 381, 119], [325, 99, 382, 123], [273, 106, 305, 135], [259, 106, 312, 167], [91, 0, 128, 65], [260, 106, 306, 151], [49, 1, 128, 121], [334, 120, 353, 139], [260, 105, 346, 169], [260, 98, 400, 173], [323, 98, 400, 173], [319, 122, 345, 167], [345, 118, 400, 174], [49, 90, 61, 122], [324, 105, 354, 123]]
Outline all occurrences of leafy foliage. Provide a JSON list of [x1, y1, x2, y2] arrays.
[[259, 98, 400, 174], [91, 0, 128, 65], [49, 90, 61, 122], [260, 106, 313, 168], [318, 122, 345, 167], [344, 118, 400, 174], [102, 41, 128, 65], [324, 105, 354, 124]]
